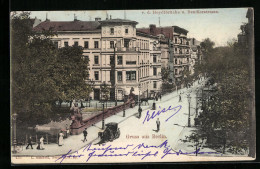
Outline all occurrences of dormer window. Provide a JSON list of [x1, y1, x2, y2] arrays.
[[110, 28, 114, 34], [125, 28, 128, 34]]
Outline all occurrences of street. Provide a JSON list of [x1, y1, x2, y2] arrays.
[[13, 78, 219, 158]]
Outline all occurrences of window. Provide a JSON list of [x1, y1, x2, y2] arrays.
[[153, 67, 157, 76], [175, 48, 177, 52], [126, 71, 136, 81], [153, 55, 157, 63], [110, 41, 114, 48], [126, 61, 136, 65], [117, 56, 122, 65], [94, 56, 99, 64], [110, 55, 115, 65], [175, 69, 178, 75], [125, 28, 128, 34], [153, 81, 157, 89], [94, 41, 99, 48], [54, 41, 58, 48], [84, 41, 89, 48], [124, 40, 129, 48], [74, 41, 78, 46], [94, 71, 99, 80], [175, 59, 178, 64], [175, 38, 177, 43], [64, 41, 68, 47], [110, 28, 114, 34], [117, 71, 122, 81]]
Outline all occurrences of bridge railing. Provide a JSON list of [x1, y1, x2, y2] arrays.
[[70, 97, 135, 135]]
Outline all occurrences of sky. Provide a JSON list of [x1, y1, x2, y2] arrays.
[[28, 8, 248, 47]]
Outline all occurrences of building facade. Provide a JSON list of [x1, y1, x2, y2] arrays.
[[137, 25, 192, 85], [33, 18, 162, 100]]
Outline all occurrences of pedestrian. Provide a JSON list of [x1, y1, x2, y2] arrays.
[[179, 95, 182, 102], [83, 128, 88, 142], [58, 131, 64, 146], [26, 136, 33, 149], [65, 124, 70, 138], [159, 93, 162, 101], [39, 136, 45, 150], [156, 118, 160, 132]]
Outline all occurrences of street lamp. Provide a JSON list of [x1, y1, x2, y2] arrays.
[[102, 101, 105, 129], [123, 93, 125, 117], [12, 113, 17, 153], [88, 79, 94, 107], [115, 86, 117, 106], [187, 94, 191, 127], [101, 81, 106, 130], [138, 84, 142, 118]]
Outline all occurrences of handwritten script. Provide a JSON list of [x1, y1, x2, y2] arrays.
[[55, 140, 221, 163], [143, 105, 182, 124]]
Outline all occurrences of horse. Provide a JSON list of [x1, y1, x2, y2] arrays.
[[140, 98, 149, 105]]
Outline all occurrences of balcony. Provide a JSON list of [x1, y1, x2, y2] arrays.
[[116, 47, 140, 52]]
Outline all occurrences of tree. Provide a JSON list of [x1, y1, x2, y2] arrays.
[[11, 12, 91, 126], [194, 38, 252, 155], [161, 67, 170, 82]]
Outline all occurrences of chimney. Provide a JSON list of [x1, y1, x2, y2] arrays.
[[193, 38, 195, 45], [45, 13, 50, 21], [74, 14, 78, 21], [149, 24, 156, 35], [95, 17, 101, 21]]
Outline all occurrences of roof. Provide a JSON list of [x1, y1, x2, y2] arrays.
[[172, 26, 188, 34], [136, 31, 158, 39], [137, 26, 174, 40], [99, 18, 138, 25], [33, 20, 101, 32]]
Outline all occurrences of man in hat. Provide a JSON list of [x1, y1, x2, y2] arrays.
[[26, 136, 33, 149], [83, 128, 88, 142]]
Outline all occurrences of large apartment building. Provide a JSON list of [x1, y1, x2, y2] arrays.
[[138, 25, 191, 85], [33, 17, 162, 100]]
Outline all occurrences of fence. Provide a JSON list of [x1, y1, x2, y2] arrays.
[[17, 130, 71, 147], [70, 97, 135, 135]]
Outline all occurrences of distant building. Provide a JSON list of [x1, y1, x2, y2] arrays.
[[188, 38, 202, 75], [33, 17, 162, 100], [138, 25, 192, 85]]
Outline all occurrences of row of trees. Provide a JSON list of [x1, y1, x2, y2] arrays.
[[187, 38, 252, 154], [11, 12, 91, 125]]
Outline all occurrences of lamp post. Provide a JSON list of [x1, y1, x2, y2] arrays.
[[123, 93, 125, 117], [115, 86, 117, 106], [101, 81, 106, 130], [102, 101, 105, 129], [12, 113, 17, 153], [138, 84, 142, 118], [88, 79, 94, 107], [187, 95, 191, 127], [152, 93, 156, 110]]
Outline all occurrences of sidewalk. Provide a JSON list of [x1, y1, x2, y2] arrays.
[[12, 79, 201, 157]]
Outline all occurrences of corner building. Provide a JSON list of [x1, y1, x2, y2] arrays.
[[33, 18, 162, 100]]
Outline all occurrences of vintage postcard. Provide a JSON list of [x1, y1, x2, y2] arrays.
[[10, 8, 255, 164]]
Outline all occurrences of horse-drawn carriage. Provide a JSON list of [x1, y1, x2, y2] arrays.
[[98, 122, 120, 143]]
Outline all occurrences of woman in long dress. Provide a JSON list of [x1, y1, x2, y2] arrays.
[[40, 136, 45, 150], [58, 131, 64, 146]]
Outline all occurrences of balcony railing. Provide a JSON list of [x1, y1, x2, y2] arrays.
[[116, 47, 140, 52]]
